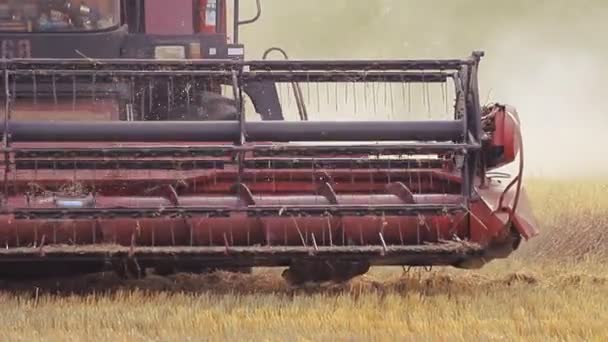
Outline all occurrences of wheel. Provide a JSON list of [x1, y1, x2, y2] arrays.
[[282, 259, 370, 286]]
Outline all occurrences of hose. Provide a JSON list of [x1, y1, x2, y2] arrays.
[[495, 109, 524, 220]]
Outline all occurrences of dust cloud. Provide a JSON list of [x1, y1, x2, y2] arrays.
[[238, 0, 608, 178]]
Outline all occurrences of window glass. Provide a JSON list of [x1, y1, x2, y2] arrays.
[[0, 0, 120, 32]]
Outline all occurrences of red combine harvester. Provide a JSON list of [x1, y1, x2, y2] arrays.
[[0, 0, 538, 284]]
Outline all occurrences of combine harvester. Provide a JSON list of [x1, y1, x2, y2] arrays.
[[0, 0, 537, 284]]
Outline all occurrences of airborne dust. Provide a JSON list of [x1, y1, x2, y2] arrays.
[[239, 0, 608, 178]]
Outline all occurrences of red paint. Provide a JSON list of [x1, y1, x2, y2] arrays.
[[489, 107, 520, 168], [9, 99, 119, 121], [145, 0, 194, 35], [0, 194, 466, 248], [0, 106, 537, 266]]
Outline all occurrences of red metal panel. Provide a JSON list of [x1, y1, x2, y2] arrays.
[[145, 0, 194, 35]]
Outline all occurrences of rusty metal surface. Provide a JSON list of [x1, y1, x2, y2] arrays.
[[0, 241, 484, 267]]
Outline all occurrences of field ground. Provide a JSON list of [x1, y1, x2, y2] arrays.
[[0, 179, 607, 341]]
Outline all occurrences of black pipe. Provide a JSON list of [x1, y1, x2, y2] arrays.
[[233, 0, 240, 44], [1, 120, 464, 143], [248, 120, 463, 142]]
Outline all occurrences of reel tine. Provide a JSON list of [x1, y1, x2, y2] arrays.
[[407, 82, 412, 114], [442, 81, 448, 116], [277, 80, 283, 107], [383, 81, 389, 108], [372, 82, 378, 115], [315, 81, 321, 114], [11, 73, 16, 109], [364, 81, 369, 113], [52, 74, 58, 105], [32, 72, 37, 105], [140, 81, 146, 121], [306, 73, 311, 108], [286, 81, 292, 111], [148, 78, 153, 119], [353, 81, 357, 116], [92, 73, 96, 101], [344, 80, 349, 106], [334, 82, 338, 112], [426, 81, 432, 118], [389, 82, 395, 120]]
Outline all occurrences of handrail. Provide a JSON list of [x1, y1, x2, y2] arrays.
[[262, 47, 308, 121], [233, 0, 262, 44]]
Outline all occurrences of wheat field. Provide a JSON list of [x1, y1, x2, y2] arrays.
[[0, 179, 606, 341]]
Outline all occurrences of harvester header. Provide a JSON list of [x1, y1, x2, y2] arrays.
[[0, 50, 537, 283]]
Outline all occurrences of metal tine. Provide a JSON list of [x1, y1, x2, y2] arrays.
[[407, 82, 412, 114], [72, 76, 77, 110], [379, 231, 388, 255], [315, 82, 320, 114], [400, 77, 406, 118], [32, 72, 37, 105], [424, 78, 432, 118], [11, 74, 16, 109], [311, 233, 319, 252], [326, 216, 333, 246], [167, 77, 174, 113], [52, 74, 58, 105], [408, 158, 413, 190], [372, 82, 378, 115], [277, 81, 284, 108], [246, 220, 251, 246], [285, 81, 292, 110], [383, 81, 389, 108], [353, 81, 357, 116], [306, 73, 311, 109], [364, 81, 369, 113], [334, 82, 338, 112], [91, 73, 97, 101], [441, 81, 448, 116], [421, 79, 427, 116], [130, 77, 136, 120], [140, 82, 146, 121], [185, 80, 191, 112], [389, 82, 395, 120], [148, 78, 154, 119], [188, 75, 196, 111], [291, 216, 307, 248], [344, 79, 349, 106]]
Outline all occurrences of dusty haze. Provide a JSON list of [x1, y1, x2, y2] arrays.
[[237, 0, 608, 178]]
